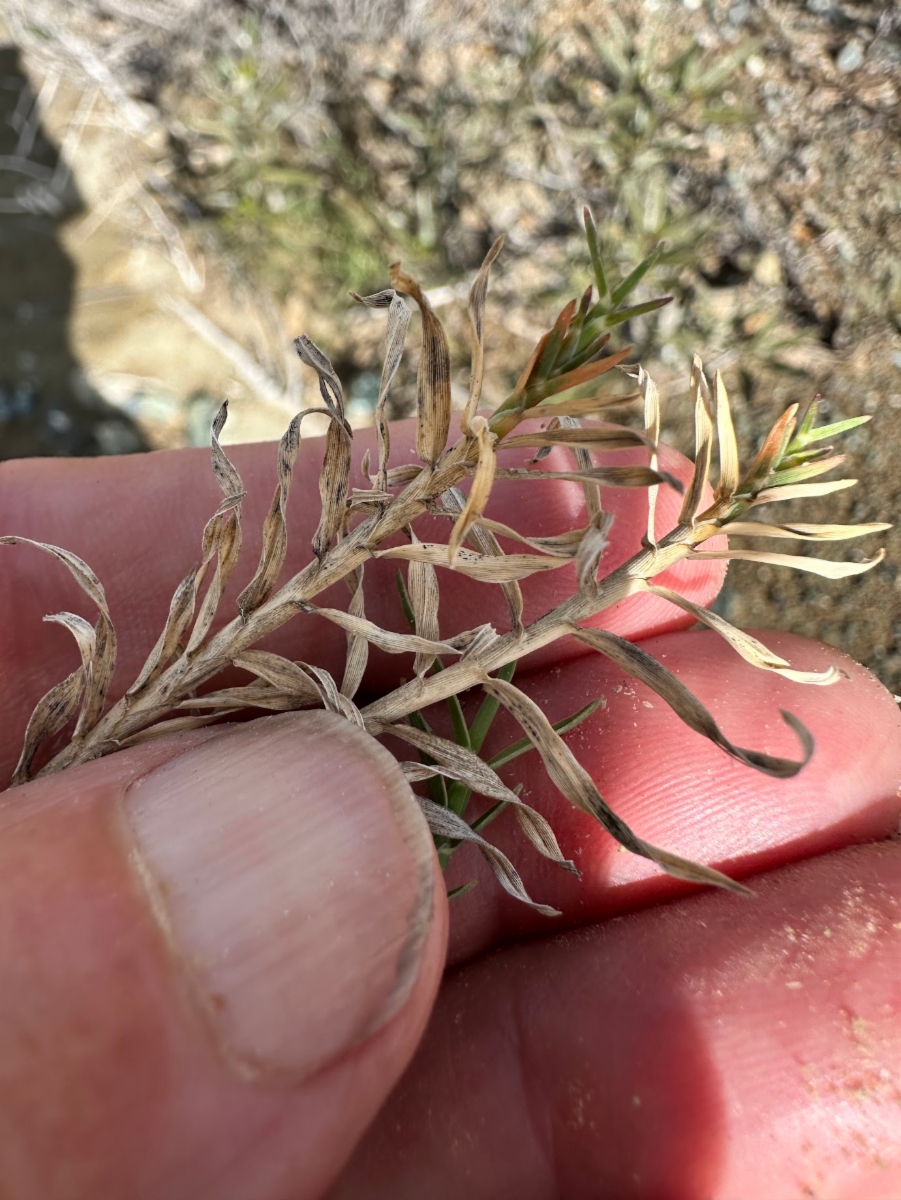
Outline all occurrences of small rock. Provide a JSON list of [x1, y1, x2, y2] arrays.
[[753, 249, 783, 288], [835, 41, 865, 74]]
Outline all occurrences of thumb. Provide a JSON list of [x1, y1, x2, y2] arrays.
[[0, 712, 446, 1200]]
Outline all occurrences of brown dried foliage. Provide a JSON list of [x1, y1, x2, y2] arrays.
[[2, 214, 890, 910]]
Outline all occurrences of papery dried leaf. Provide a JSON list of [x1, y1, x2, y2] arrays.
[[301, 662, 365, 727], [750, 478, 857, 505], [209, 400, 244, 498], [298, 601, 463, 656], [407, 528, 441, 678], [569, 626, 813, 776], [236, 410, 307, 619], [44, 611, 96, 669], [179, 685, 311, 712], [11, 668, 84, 784], [403, 761, 578, 875], [350, 488, 394, 504], [385, 464, 424, 486], [630, 365, 660, 546], [43, 612, 105, 740], [294, 334, 344, 415], [448, 416, 497, 565], [381, 722, 576, 873], [440, 486, 523, 633], [462, 234, 504, 434], [351, 288, 411, 490], [576, 510, 615, 592], [478, 673, 750, 895], [0, 536, 110, 618], [714, 371, 739, 500], [128, 568, 197, 696], [416, 795, 561, 916], [121, 711, 240, 744], [187, 402, 245, 651], [341, 563, 368, 699], [390, 264, 452, 466], [690, 547, 886, 578], [679, 356, 714, 525], [466, 516, 587, 558], [313, 414, 352, 560], [501, 426, 652, 452], [723, 521, 891, 541], [764, 455, 845, 489], [233, 650, 323, 702], [457, 623, 499, 661], [527, 391, 641, 420], [375, 543, 570, 582], [644, 584, 841, 685], [1, 536, 117, 739], [496, 465, 682, 491], [557, 414, 602, 524]]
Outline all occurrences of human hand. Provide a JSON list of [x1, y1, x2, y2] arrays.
[[1, 422, 899, 1199]]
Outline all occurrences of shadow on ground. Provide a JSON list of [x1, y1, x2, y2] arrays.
[[0, 43, 146, 460]]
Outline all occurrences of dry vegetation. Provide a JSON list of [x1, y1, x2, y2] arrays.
[[2, 218, 889, 908]]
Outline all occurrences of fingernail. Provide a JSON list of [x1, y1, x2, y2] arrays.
[[122, 711, 435, 1081]]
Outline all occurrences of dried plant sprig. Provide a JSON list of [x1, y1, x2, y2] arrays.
[[3, 214, 890, 910]]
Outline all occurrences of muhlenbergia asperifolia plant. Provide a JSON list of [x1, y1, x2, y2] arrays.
[[3, 209, 890, 913]]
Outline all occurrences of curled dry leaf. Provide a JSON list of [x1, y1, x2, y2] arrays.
[[350, 288, 411, 491], [478, 672, 751, 895], [297, 600, 467, 657], [417, 795, 561, 916], [0, 536, 117, 774], [569, 626, 813, 776], [462, 234, 504, 435], [11, 669, 84, 785], [439, 485, 523, 633], [376, 721, 577, 875], [407, 528, 441, 678], [643, 583, 840, 685], [375, 542, 571, 583], [496, 464, 683, 491], [679, 356, 714, 526], [576, 510, 615, 592], [341, 562, 368, 700], [448, 416, 497, 565], [237, 408, 333, 619], [500, 426, 652, 452], [390, 263, 452, 466]]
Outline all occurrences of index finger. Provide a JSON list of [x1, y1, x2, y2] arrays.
[[0, 419, 725, 782]]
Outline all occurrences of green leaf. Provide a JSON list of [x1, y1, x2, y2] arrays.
[[395, 568, 416, 630], [447, 880, 478, 901], [788, 415, 870, 453], [469, 660, 517, 753], [609, 243, 664, 307], [602, 295, 673, 329], [487, 699, 601, 770], [470, 799, 508, 834], [583, 207, 608, 299]]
